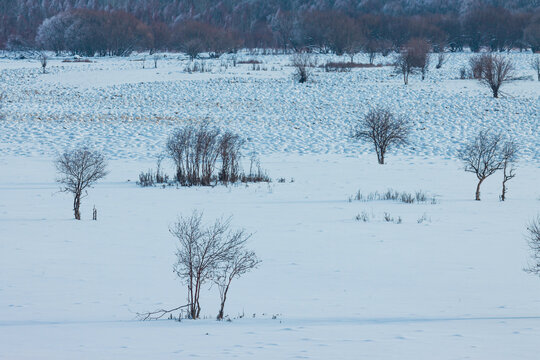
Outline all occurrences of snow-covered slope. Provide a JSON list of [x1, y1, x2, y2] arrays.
[[0, 52, 539, 359]]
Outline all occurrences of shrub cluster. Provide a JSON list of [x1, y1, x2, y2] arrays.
[[350, 189, 437, 204], [136, 124, 271, 187]]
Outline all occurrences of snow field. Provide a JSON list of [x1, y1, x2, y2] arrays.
[[0, 51, 539, 359]]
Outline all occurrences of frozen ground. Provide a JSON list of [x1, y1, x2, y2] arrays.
[[0, 51, 538, 159], [0, 51, 539, 359]]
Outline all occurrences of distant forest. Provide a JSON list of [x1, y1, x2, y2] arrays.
[[1, 0, 539, 55]]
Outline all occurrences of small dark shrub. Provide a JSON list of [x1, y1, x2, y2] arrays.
[[137, 170, 155, 187], [238, 59, 262, 64]]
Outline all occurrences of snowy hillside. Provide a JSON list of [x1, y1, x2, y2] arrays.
[[0, 51, 539, 359]]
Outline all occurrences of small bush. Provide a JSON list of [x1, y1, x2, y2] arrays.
[[459, 66, 471, 79], [355, 211, 371, 222], [241, 155, 271, 183], [417, 213, 431, 224], [382, 212, 402, 224], [62, 58, 93, 63], [323, 62, 383, 72], [238, 59, 262, 64], [184, 61, 210, 73], [291, 53, 316, 83], [137, 170, 155, 187]]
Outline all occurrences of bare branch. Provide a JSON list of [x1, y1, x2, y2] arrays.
[[136, 304, 191, 321], [525, 216, 540, 276]]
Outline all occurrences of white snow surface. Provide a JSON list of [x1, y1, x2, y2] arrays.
[[0, 51, 540, 359]]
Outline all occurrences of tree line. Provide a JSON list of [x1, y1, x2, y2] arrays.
[[1, 1, 539, 56]]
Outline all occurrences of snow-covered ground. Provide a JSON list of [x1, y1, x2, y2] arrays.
[[0, 51, 539, 359]]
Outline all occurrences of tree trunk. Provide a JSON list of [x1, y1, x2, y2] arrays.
[[379, 150, 385, 165], [475, 178, 484, 201], [73, 193, 81, 220], [217, 297, 226, 320], [217, 282, 230, 320], [501, 180, 507, 201]]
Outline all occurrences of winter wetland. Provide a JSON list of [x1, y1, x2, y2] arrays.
[[1, 1, 540, 359]]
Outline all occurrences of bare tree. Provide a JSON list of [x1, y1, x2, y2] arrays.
[[525, 216, 540, 276], [395, 38, 430, 84], [531, 56, 540, 81], [0, 93, 5, 120], [352, 108, 410, 165], [291, 52, 316, 83], [172, 212, 251, 319], [166, 123, 220, 186], [183, 39, 204, 61], [153, 54, 161, 68], [435, 52, 446, 69], [214, 248, 260, 320], [218, 131, 244, 184], [458, 131, 504, 201], [39, 52, 48, 74], [409, 39, 431, 80], [395, 50, 414, 85], [55, 147, 108, 220], [470, 54, 514, 98], [500, 140, 518, 201]]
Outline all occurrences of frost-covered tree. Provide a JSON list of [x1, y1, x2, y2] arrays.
[[55, 147, 108, 220], [36, 13, 70, 55]]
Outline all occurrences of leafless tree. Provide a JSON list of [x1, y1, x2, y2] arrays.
[[214, 248, 260, 320], [153, 54, 160, 68], [166, 123, 221, 186], [470, 54, 514, 98], [395, 50, 414, 85], [409, 39, 431, 80], [469, 55, 484, 79], [525, 216, 540, 276], [183, 39, 204, 61], [531, 56, 540, 81], [291, 52, 316, 83], [39, 52, 48, 73], [458, 131, 504, 201], [352, 108, 410, 165], [172, 211, 253, 319], [55, 147, 108, 220], [435, 52, 446, 69], [0, 93, 5, 119], [500, 140, 518, 201], [395, 38, 430, 84], [219, 131, 244, 184]]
